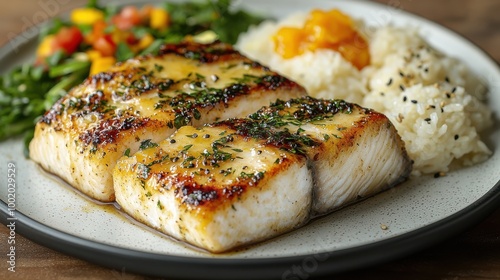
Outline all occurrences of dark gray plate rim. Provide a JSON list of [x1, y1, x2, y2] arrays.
[[1, 183, 499, 279]]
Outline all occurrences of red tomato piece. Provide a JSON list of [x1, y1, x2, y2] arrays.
[[85, 20, 107, 44], [92, 34, 117, 57], [52, 26, 84, 55], [112, 6, 142, 30]]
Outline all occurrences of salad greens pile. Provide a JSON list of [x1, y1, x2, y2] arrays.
[[0, 0, 264, 149]]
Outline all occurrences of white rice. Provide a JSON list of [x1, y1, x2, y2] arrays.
[[236, 13, 493, 175]]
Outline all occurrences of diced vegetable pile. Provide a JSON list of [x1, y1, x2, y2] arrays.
[[0, 0, 263, 150]]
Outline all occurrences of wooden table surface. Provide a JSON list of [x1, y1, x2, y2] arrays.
[[1, 0, 499, 279]]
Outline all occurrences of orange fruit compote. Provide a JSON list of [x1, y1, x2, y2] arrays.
[[272, 9, 370, 70]]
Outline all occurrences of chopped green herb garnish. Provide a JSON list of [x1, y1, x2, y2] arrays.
[[137, 163, 151, 179], [139, 139, 159, 150], [193, 109, 201, 120], [154, 64, 164, 72], [195, 73, 206, 80], [182, 144, 193, 152]]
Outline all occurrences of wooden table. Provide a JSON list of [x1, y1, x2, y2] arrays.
[[1, 0, 499, 279]]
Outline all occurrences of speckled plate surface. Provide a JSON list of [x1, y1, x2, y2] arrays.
[[1, 0, 499, 279]]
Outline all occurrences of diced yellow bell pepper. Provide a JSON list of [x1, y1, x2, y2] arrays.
[[90, 56, 116, 76], [36, 35, 56, 58], [86, 49, 102, 61], [138, 34, 155, 50], [150, 8, 170, 29], [111, 29, 129, 45], [71, 8, 105, 25]]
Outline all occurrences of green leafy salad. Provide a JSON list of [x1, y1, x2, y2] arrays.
[[0, 0, 264, 150]]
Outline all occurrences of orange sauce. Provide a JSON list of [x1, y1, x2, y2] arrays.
[[272, 9, 370, 70]]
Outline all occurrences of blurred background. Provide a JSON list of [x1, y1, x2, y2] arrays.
[[1, 0, 499, 62]]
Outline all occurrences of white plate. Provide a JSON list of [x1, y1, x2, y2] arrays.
[[1, 0, 499, 279]]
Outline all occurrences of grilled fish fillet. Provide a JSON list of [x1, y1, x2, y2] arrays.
[[249, 97, 413, 214], [113, 97, 411, 252], [114, 124, 313, 253], [29, 41, 306, 202]]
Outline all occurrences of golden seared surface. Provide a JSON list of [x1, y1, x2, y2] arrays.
[[114, 124, 313, 252], [40, 41, 303, 153], [123, 125, 306, 209], [248, 97, 413, 213], [29, 41, 306, 201], [114, 97, 411, 252]]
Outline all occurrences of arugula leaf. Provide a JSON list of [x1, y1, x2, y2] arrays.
[[212, 10, 263, 44], [116, 42, 135, 62], [139, 39, 164, 56], [49, 60, 90, 78]]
